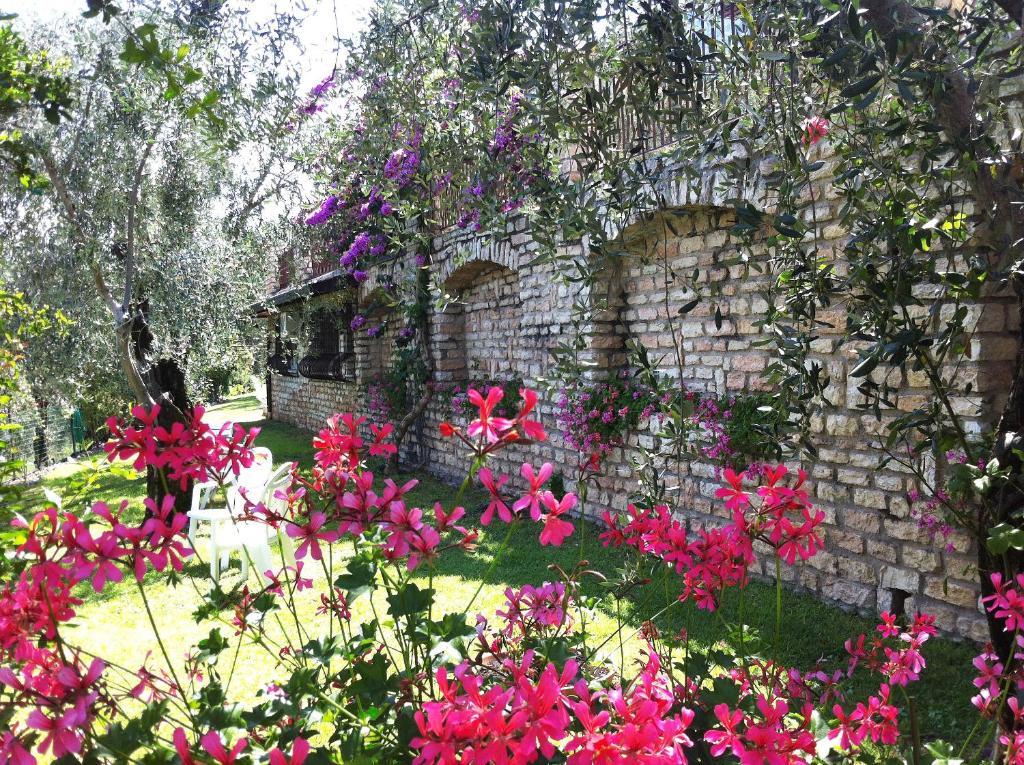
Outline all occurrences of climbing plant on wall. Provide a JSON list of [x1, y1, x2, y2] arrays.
[[302, 0, 1024, 676]]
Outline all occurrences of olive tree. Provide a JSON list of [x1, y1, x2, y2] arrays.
[[1, 2, 313, 505]]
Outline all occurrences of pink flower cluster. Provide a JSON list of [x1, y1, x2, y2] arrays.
[[441, 386, 544, 448], [173, 730, 309, 765], [822, 614, 937, 751], [556, 377, 755, 475], [555, 376, 657, 457], [906, 486, 958, 552], [705, 696, 816, 762], [438, 386, 577, 546], [497, 581, 571, 637], [970, 573, 1024, 726], [412, 650, 694, 764], [699, 613, 934, 761], [601, 466, 824, 610], [104, 404, 260, 488], [366, 376, 394, 423], [801, 116, 829, 146], [478, 464, 576, 546], [253, 465, 474, 574], [311, 412, 396, 471], [0, 496, 194, 760]]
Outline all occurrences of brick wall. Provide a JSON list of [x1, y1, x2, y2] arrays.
[[270, 373, 361, 433], [268, 146, 1015, 641]]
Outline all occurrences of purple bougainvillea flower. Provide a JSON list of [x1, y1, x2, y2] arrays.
[[305, 196, 340, 226]]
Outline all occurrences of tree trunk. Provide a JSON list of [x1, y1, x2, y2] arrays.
[[128, 305, 194, 516], [859, 0, 1024, 719]]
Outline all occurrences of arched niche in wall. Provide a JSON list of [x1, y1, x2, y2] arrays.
[[438, 260, 523, 384], [597, 206, 737, 386]]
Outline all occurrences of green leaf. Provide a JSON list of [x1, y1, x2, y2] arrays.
[[334, 558, 377, 603], [850, 355, 878, 378], [986, 523, 1024, 555], [840, 73, 882, 99], [386, 583, 435, 618], [678, 299, 699, 315]]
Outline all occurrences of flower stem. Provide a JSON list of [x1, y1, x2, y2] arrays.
[[461, 518, 517, 618], [134, 579, 196, 727], [615, 596, 625, 678], [773, 555, 782, 660]]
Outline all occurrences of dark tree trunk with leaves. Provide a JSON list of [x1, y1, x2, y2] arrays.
[[130, 304, 193, 516], [983, 271, 1024, 661]]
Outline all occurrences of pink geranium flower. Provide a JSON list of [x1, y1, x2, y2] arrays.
[[478, 468, 511, 525], [513, 462, 553, 520], [200, 732, 248, 764], [802, 115, 829, 146], [467, 387, 514, 444], [514, 387, 546, 441], [286, 512, 338, 561], [714, 468, 749, 512], [538, 491, 576, 546], [269, 737, 309, 765]]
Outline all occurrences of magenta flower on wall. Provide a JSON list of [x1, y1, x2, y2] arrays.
[[802, 116, 829, 146]]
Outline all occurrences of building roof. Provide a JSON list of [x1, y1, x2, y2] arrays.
[[253, 268, 350, 317]]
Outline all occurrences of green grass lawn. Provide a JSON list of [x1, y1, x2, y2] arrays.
[[20, 393, 980, 743]]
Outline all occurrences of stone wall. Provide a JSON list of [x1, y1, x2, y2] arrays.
[[267, 146, 1016, 641], [269, 373, 361, 433]]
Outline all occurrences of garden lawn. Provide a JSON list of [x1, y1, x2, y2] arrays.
[[25, 394, 979, 743]]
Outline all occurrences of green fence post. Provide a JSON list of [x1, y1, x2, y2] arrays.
[[71, 408, 85, 454]]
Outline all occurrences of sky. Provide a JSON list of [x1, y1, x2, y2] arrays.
[[5, 0, 377, 88]]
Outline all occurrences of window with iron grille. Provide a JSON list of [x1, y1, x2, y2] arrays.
[[298, 305, 355, 381]]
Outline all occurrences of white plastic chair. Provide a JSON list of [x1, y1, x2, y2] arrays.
[[187, 447, 274, 543], [187, 448, 270, 576], [208, 458, 295, 582], [187, 480, 224, 547]]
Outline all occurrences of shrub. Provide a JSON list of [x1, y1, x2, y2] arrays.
[[556, 373, 783, 473]]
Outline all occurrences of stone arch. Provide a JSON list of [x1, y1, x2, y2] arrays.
[[432, 225, 528, 287], [434, 259, 523, 383], [591, 206, 740, 386]]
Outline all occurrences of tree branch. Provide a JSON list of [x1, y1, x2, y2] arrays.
[[992, 0, 1024, 28], [38, 149, 123, 323], [861, 0, 1022, 259], [123, 132, 159, 313], [39, 147, 156, 407]]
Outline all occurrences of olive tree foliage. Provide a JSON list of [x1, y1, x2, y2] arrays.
[[0, 20, 73, 189], [0, 2, 313, 431], [310, 0, 1023, 663]]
